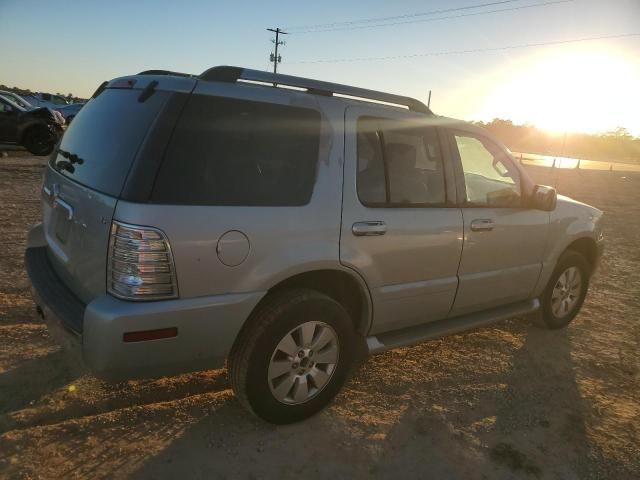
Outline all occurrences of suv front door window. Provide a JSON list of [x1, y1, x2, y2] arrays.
[[454, 134, 521, 207]]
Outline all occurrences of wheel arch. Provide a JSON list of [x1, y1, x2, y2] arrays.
[[533, 233, 600, 298], [246, 268, 373, 337], [564, 237, 599, 274]]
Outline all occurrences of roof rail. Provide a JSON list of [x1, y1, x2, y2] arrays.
[[199, 66, 432, 114], [138, 70, 195, 78]]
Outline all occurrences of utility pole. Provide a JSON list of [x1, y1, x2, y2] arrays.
[[267, 27, 287, 74], [427, 90, 432, 109]]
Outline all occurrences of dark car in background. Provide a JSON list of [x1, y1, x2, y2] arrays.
[[0, 94, 64, 155], [0, 90, 66, 126]]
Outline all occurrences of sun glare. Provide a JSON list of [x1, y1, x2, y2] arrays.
[[478, 47, 640, 135]]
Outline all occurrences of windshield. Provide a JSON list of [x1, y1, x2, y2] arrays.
[[0, 95, 26, 112], [0, 92, 32, 109], [50, 88, 170, 197]]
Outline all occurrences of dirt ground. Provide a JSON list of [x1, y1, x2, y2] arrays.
[[0, 155, 638, 479]]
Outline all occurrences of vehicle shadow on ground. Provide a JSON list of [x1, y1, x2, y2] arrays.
[[0, 349, 81, 423], [124, 320, 602, 480], [347, 323, 595, 479]]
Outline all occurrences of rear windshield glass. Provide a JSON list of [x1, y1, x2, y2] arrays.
[[151, 95, 321, 206], [50, 88, 169, 197]]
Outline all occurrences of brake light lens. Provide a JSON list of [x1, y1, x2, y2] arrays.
[[107, 221, 178, 300]]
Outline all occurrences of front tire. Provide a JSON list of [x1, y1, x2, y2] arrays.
[[23, 126, 55, 156], [537, 251, 591, 329], [228, 289, 356, 424]]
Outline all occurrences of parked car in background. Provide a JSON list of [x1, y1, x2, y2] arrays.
[[24, 92, 69, 109], [57, 103, 85, 123], [0, 90, 34, 110], [0, 94, 64, 155], [0, 90, 66, 125], [25, 67, 604, 424]]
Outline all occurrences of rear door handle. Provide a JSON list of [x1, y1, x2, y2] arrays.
[[352, 221, 387, 236], [470, 219, 494, 232]]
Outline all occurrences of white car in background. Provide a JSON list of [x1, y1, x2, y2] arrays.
[[24, 92, 69, 110]]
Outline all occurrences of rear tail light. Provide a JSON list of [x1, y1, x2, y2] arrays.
[[107, 221, 178, 300]]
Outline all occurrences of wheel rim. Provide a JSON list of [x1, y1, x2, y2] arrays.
[[268, 321, 339, 405], [551, 266, 582, 318]]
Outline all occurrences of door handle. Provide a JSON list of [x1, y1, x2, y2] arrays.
[[53, 197, 74, 221], [352, 221, 387, 236], [470, 219, 494, 232]]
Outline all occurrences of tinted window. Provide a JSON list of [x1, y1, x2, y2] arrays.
[[152, 95, 321, 206], [357, 117, 445, 207], [452, 133, 521, 207], [51, 88, 170, 197]]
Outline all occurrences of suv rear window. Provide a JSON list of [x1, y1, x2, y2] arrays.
[[151, 95, 321, 206], [50, 88, 170, 197]]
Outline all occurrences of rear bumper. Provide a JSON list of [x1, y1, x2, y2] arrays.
[[25, 236, 264, 380]]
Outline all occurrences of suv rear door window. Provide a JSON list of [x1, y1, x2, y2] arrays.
[[151, 95, 321, 206], [357, 117, 445, 207], [51, 88, 170, 197]]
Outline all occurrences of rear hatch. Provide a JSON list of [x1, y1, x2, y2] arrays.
[[42, 78, 193, 304]]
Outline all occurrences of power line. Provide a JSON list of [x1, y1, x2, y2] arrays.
[[288, 32, 640, 64], [288, 0, 574, 34], [290, 0, 573, 34], [285, 0, 528, 31]]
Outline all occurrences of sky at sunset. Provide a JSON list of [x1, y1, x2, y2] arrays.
[[1, 0, 639, 135]]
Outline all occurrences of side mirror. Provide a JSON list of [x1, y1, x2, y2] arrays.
[[530, 184, 557, 211]]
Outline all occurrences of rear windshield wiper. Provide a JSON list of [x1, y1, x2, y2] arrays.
[[57, 148, 84, 165]]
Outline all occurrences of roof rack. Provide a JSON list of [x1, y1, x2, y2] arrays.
[[138, 70, 195, 78], [199, 66, 432, 114]]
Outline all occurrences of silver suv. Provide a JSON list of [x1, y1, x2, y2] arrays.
[[25, 66, 604, 423]]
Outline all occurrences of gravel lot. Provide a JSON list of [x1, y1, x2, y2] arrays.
[[0, 155, 638, 479]]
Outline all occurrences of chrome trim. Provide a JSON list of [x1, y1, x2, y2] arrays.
[[470, 218, 494, 232], [53, 197, 74, 221], [352, 221, 387, 236]]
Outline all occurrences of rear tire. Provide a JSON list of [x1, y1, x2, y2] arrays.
[[228, 289, 356, 424], [23, 125, 55, 156], [536, 251, 590, 329]]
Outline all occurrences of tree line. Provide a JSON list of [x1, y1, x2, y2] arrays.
[[476, 119, 640, 164], [0, 85, 87, 104]]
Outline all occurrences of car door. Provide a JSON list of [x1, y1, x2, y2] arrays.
[[0, 98, 19, 142], [340, 106, 463, 335], [446, 126, 549, 316]]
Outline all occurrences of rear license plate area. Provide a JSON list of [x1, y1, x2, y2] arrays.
[[53, 208, 71, 243]]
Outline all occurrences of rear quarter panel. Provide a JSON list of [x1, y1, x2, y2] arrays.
[[114, 86, 348, 299]]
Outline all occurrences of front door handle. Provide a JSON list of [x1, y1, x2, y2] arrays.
[[352, 221, 387, 236], [470, 219, 494, 232]]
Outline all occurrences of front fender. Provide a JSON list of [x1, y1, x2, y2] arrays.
[[532, 196, 603, 296]]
